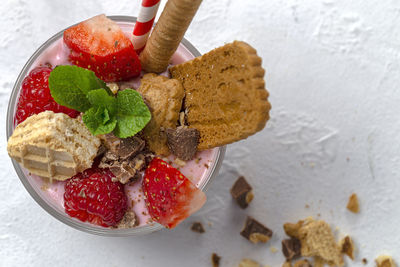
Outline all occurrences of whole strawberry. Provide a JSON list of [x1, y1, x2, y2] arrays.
[[142, 158, 206, 228], [16, 66, 79, 124], [64, 166, 127, 227], [64, 14, 141, 82]]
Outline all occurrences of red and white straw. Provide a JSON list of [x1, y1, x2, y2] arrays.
[[132, 0, 160, 53]]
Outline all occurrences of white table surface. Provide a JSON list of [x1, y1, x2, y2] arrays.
[[1, 0, 399, 266]]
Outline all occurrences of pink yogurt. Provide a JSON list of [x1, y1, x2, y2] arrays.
[[20, 21, 219, 227]]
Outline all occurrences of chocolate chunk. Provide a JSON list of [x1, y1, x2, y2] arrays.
[[240, 216, 273, 244], [340, 236, 355, 260], [101, 134, 145, 159], [191, 222, 205, 233], [211, 253, 221, 267], [100, 147, 154, 184], [166, 126, 199, 161], [282, 238, 301, 261], [230, 176, 254, 209]]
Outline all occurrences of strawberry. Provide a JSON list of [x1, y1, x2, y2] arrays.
[[142, 158, 206, 228], [63, 14, 141, 82]]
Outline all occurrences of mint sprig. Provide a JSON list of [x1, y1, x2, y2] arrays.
[[49, 65, 151, 138]]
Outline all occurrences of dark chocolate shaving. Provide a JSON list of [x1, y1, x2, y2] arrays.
[[230, 176, 254, 209], [191, 222, 205, 233], [240, 216, 273, 244], [211, 253, 221, 267], [166, 126, 199, 161], [282, 238, 301, 261]]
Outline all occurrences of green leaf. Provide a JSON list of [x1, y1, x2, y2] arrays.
[[49, 65, 111, 112], [113, 89, 151, 138], [82, 106, 117, 135], [87, 89, 117, 115]]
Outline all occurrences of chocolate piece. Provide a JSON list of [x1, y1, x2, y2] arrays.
[[362, 258, 368, 265], [293, 259, 312, 267], [166, 126, 199, 161], [282, 238, 301, 261], [191, 222, 205, 233], [230, 176, 254, 209], [340, 236, 355, 260], [240, 216, 273, 244], [101, 134, 145, 159], [211, 253, 221, 267], [99, 138, 154, 184]]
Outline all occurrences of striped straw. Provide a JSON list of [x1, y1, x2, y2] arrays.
[[133, 0, 161, 54]]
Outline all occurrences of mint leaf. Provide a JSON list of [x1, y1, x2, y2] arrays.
[[113, 89, 151, 138], [82, 106, 117, 135], [49, 65, 110, 112], [87, 89, 117, 115]]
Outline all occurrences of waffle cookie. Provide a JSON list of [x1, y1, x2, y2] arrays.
[[137, 73, 184, 155], [7, 111, 101, 181], [170, 41, 271, 150]]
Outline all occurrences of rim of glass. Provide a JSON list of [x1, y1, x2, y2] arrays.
[[6, 15, 226, 236]]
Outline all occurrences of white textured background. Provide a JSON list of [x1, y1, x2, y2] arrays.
[[1, 0, 399, 266]]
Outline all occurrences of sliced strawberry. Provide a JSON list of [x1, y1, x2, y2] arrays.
[[63, 14, 141, 82], [142, 158, 206, 228]]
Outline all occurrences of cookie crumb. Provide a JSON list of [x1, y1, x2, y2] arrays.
[[114, 211, 138, 229], [211, 253, 221, 267], [282, 238, 301, 261], [239, 258, 260, 267], [362, 258, 368, 265], [376, 255, 396, 267], [173, 157, 187, 167], [340, 236, 355, 260], [270, 246, 278, 253], [241, 216, 273, 244], [346, 193, 360, 213], [191, 222, 205, 233], [293, 259, 312, 267]]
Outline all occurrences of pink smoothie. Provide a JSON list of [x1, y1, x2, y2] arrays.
[[17, 21, 220, 228]]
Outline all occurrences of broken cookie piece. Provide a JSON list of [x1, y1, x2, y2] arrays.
[[240, 216, 273, 244], [230, 176, 254, 209], [211, 253, 221, 267], [376, 255, 396, 267], [340, 236, 355, 260], [282, 238, 301, 261], [166, 126, 200, 161], [238, 258, 261, 267], [293, 259, 312, 267], [137, 73, 184, 156], [346, 193, 360, 213], [114, 211, 138, 229], [191, 222, 205, 233], [298, 219, 343, 266]]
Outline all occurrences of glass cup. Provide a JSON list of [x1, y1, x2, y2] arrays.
[[6, 16, 226, 236]]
